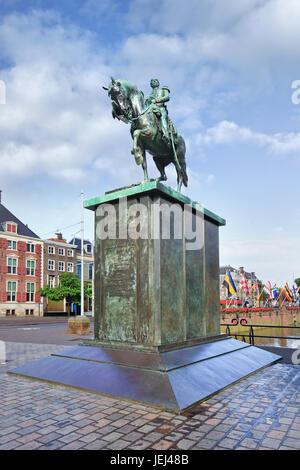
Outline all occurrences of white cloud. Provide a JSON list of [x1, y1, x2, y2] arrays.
[[220, 235, 299, 285], [0, 11, 126, 185], [196, 120, 300, 155], [125, 0, 300, 73]]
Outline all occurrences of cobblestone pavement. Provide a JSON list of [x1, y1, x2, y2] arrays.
[[0, 341, 299, 450]]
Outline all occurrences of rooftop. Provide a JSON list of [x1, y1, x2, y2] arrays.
[[0, 202, 39, 239]]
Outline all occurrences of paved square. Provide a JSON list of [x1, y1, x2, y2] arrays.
[[0, 341, 299, 450]]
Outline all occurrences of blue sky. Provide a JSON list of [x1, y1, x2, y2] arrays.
[[0, 0, 299, 286]]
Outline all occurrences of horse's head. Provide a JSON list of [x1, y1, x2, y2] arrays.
[[103, 77, 142, 123]]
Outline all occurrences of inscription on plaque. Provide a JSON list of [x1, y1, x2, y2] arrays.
[[104, 245, 136, 297]]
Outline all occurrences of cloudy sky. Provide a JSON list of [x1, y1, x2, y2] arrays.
[[0, 0, 299, 286]]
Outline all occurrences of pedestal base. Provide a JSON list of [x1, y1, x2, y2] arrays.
[[8, 337, 281, 412], [67, 316, 90, 335]]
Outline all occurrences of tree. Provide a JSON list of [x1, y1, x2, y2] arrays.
[[295, 278, 300, 294], [39, 273, 89, 315]]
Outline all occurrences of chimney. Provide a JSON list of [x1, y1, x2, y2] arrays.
[[55, 232, 63, 240]]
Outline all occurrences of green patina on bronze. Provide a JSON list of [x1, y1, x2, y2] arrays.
[[85, 184, 226, 352], [102, 78, 188, 192], [84, 180, 226, 227]]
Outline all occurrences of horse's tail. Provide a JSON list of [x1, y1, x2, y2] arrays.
[[177, 137, 188, 187], [181, 160, 188, 187]]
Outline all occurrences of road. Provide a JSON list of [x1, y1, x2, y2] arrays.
[[0, 318, 94, 346]]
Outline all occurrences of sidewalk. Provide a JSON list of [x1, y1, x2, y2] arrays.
[[0, 341, 299, 450]]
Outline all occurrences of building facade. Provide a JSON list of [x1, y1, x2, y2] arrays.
[[43, 233, 77, 314], [220, 265, 259, 303], [69, 237, 94, 312], [0, 197, 43, 316]]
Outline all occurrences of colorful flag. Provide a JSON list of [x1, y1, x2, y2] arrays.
[[263, 281, 272, 299], [240, 273, 250, 295], [271, 285, 278, 299], [284, 283, 293, 302], [252, 281, 260, 299], [223, 271, 237, 297], [292, 285, 297, 301]]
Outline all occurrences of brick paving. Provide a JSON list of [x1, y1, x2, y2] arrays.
[[0, 341, 299, 450]]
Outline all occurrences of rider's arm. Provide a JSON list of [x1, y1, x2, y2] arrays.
[[154, 88, 170, 104]]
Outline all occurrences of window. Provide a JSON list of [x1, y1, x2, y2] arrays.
[[7, 257, 17, 274], [76, 262, 81, 278], [48, 275, 55, 287], [6, 309, 15, 316], [7, 281, 17, 301], [67, 262, 73, 273], [67, 249, 73, 257], [89, 263, 93, 280], [85, 244, 92, 254], [58, 261, 65, 272], [25, 309, 34, 316], [48, 246, 55, 255], [58, 248, 65, 256], [6, 222, 17, 233], [7, 240, 17, 250], [26, 283, 35, 302], [26, 259, 35, 275], [27, 243, 35, 253], [48, 259, 55, 271]]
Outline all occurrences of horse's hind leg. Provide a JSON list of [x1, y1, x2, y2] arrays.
[[142, 150, 149, 182], [153, 157, 167, 182]]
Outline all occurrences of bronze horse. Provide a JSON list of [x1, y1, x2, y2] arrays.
[[103, 78, 188, 192]]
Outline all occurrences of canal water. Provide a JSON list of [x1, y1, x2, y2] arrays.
[[220, 323, 300, 348]]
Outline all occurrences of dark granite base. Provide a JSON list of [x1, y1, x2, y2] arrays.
[[8, 337, 281, 412]]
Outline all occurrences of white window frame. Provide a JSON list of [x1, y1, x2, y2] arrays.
[[67, 249, 73, 257], [58, 247, 65, 256], [58, 261, 65, 272], [48, 246, 55, 255], [27, 243, 35, 253], [48, 275, 56, 288], [67, 262, 74, 273], [7, 240, 17, 250], [7, 280, 17, 301], [26, 282, 35, 302], [7, 256, 17, 274], [48, 259, 55, 271], [26, 259, 35, 276]]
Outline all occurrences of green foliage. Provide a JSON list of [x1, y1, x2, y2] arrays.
[[294, 278, 300, 289], [39, 273, 89, 305]]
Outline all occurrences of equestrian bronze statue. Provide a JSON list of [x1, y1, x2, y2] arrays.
[[103, 78, 188, 192]]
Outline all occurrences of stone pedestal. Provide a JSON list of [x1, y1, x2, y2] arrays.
[[89, 181, 224, 351], [67, 316, 90, 335], [8, 182, 281, 412]]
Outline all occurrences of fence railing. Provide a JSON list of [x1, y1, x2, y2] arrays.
[[220, 318, 300, 345]]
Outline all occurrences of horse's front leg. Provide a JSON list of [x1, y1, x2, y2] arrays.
[[132, 129, 149, 181]]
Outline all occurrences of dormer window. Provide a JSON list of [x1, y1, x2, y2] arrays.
[[84, 243, 92, 254], [5, 222, 17, 233]]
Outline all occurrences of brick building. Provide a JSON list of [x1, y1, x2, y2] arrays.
[[0, 196, 43, 316], [43, 233, 77, 314], [220, 265, 259, 303]]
